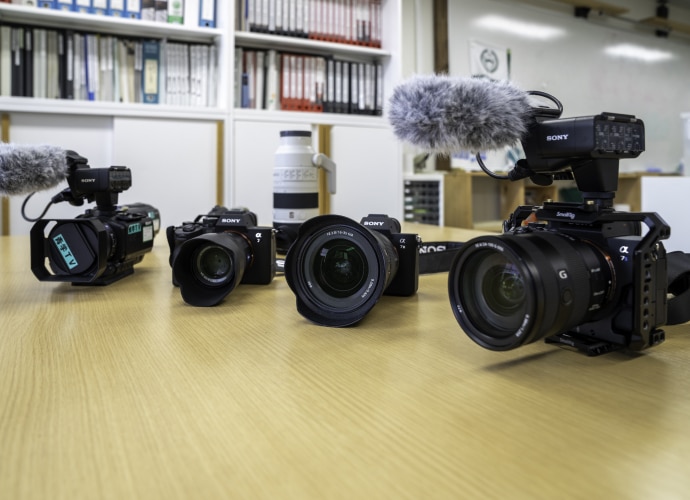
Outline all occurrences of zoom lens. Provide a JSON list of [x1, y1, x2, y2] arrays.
[[448, 231, 613, 350], [173, 232, 251, 306], [284, 215, 398, 326]]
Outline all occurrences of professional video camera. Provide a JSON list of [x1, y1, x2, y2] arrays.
[[166, 207, 276, 307], [29, 151, 160, 286], [448, 93, 672, 355]]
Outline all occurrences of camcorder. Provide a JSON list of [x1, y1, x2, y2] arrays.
[[449, 93, 674, 355], [166, 207, 276, 307], [284, 213, 420, 327], [30, 151, 160, 285]]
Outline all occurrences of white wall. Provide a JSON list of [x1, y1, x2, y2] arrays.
[[445, 0, 690, 173]]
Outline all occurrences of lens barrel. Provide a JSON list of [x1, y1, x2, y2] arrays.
[[273, 130, 319, 253], [284, 215, 399, 326], [448, 231, 612, 350], [172, 232, 251, 306]]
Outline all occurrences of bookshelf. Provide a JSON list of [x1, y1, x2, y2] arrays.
[[227, 0, 404, 226], [0, 2, 228, 115], [0, 1, 406, 236], [0, 1, 230, 236]]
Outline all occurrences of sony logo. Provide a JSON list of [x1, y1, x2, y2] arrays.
[[419, 245, 447, 253], [546, 134, 569, 141], [362, 221, 385, 226], [81, 178, 96, 183], [220, 218, 241, 224]]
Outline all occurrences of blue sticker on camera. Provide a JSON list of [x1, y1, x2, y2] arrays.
[[52, 234, 78, 270]]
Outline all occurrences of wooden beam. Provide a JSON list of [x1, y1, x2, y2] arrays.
[[1, 114, 9, 236], [433, 0, 450, 171]]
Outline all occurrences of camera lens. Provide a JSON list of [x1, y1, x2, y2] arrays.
[[173, 232, 251, 306], [448, 231, 612, 350], [273, 130, 319, 253], [314, 240, 369, 298], [192, 245, 234, 286], [284, 215, 398, 326]]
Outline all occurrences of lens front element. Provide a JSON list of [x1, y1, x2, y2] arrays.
[[193, 244, 234, 286], [314, 240, 369, 299], [466, 250, 529, 334]]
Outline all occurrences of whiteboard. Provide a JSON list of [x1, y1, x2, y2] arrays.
[[447, 0, 690, 174]]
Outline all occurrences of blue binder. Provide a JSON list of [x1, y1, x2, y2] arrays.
[[199, 0, 216, 28]]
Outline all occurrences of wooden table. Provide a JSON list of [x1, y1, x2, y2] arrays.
[[1, 223, 689, 499]]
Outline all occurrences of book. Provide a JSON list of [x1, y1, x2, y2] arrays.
[[54, 0, 73, 11], [11, 27, 24, 97], [23, 28, 33, 97], [0, 25, 12, 96], [141, 39, 159, 103], [84, 33, 99, 100], [167, 0, 183, 23], [198, 0, 215, 28], [32, 28, 46, 99], [92, 0, 108, 14], [73, 0, 90, 14], [109, 0, 125, 16], [154, 0, 167, 22], [264, 49, 279, 111]]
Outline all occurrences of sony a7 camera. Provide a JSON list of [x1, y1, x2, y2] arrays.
[[284, 214, 420, 327], [30, 151, 160, 285], [448, 93, 671, 355], [167, 207, 276, 306]]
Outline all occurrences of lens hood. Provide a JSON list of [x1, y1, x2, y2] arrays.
[[173, 232, 249, 307]]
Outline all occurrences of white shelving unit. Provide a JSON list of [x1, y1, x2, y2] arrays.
[[0, 1, 404, 235], [0, 2, 230, 118], [227, 0, 404, 225]]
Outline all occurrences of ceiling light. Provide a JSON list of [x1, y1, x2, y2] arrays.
[[604, 44, 674, 62], [474, 15, 566, 40]]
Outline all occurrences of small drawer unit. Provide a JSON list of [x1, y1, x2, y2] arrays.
[[403, 174, 444, 225]]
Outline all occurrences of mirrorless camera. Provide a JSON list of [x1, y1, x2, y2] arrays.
[[449, 94, 671, 355], [284, 213, 420, 327], [30, 151, 160, 285], [167, 207, 276, 307]]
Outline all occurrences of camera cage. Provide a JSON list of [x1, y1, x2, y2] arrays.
[[474, 91, 672, 355]]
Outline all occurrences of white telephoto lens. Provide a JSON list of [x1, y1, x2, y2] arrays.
[[273, 131, 321, 251]]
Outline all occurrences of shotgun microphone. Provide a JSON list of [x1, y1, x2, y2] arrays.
[[0, 143, 69, 196], [388, 74, 534, 154]]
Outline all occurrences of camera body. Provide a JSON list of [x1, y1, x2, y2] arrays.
[[285, 213, 419, 327], [31, 202, 160, 285], [359, 214, 419, 297], [448, 95, 673, 354], [166, 207, 276, 306], [448, 199, 670, 354], [514, 202, 667, 352]]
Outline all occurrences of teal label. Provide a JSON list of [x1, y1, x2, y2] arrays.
[[128, 223, 142, 235], [52, 234, 78, 270]]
